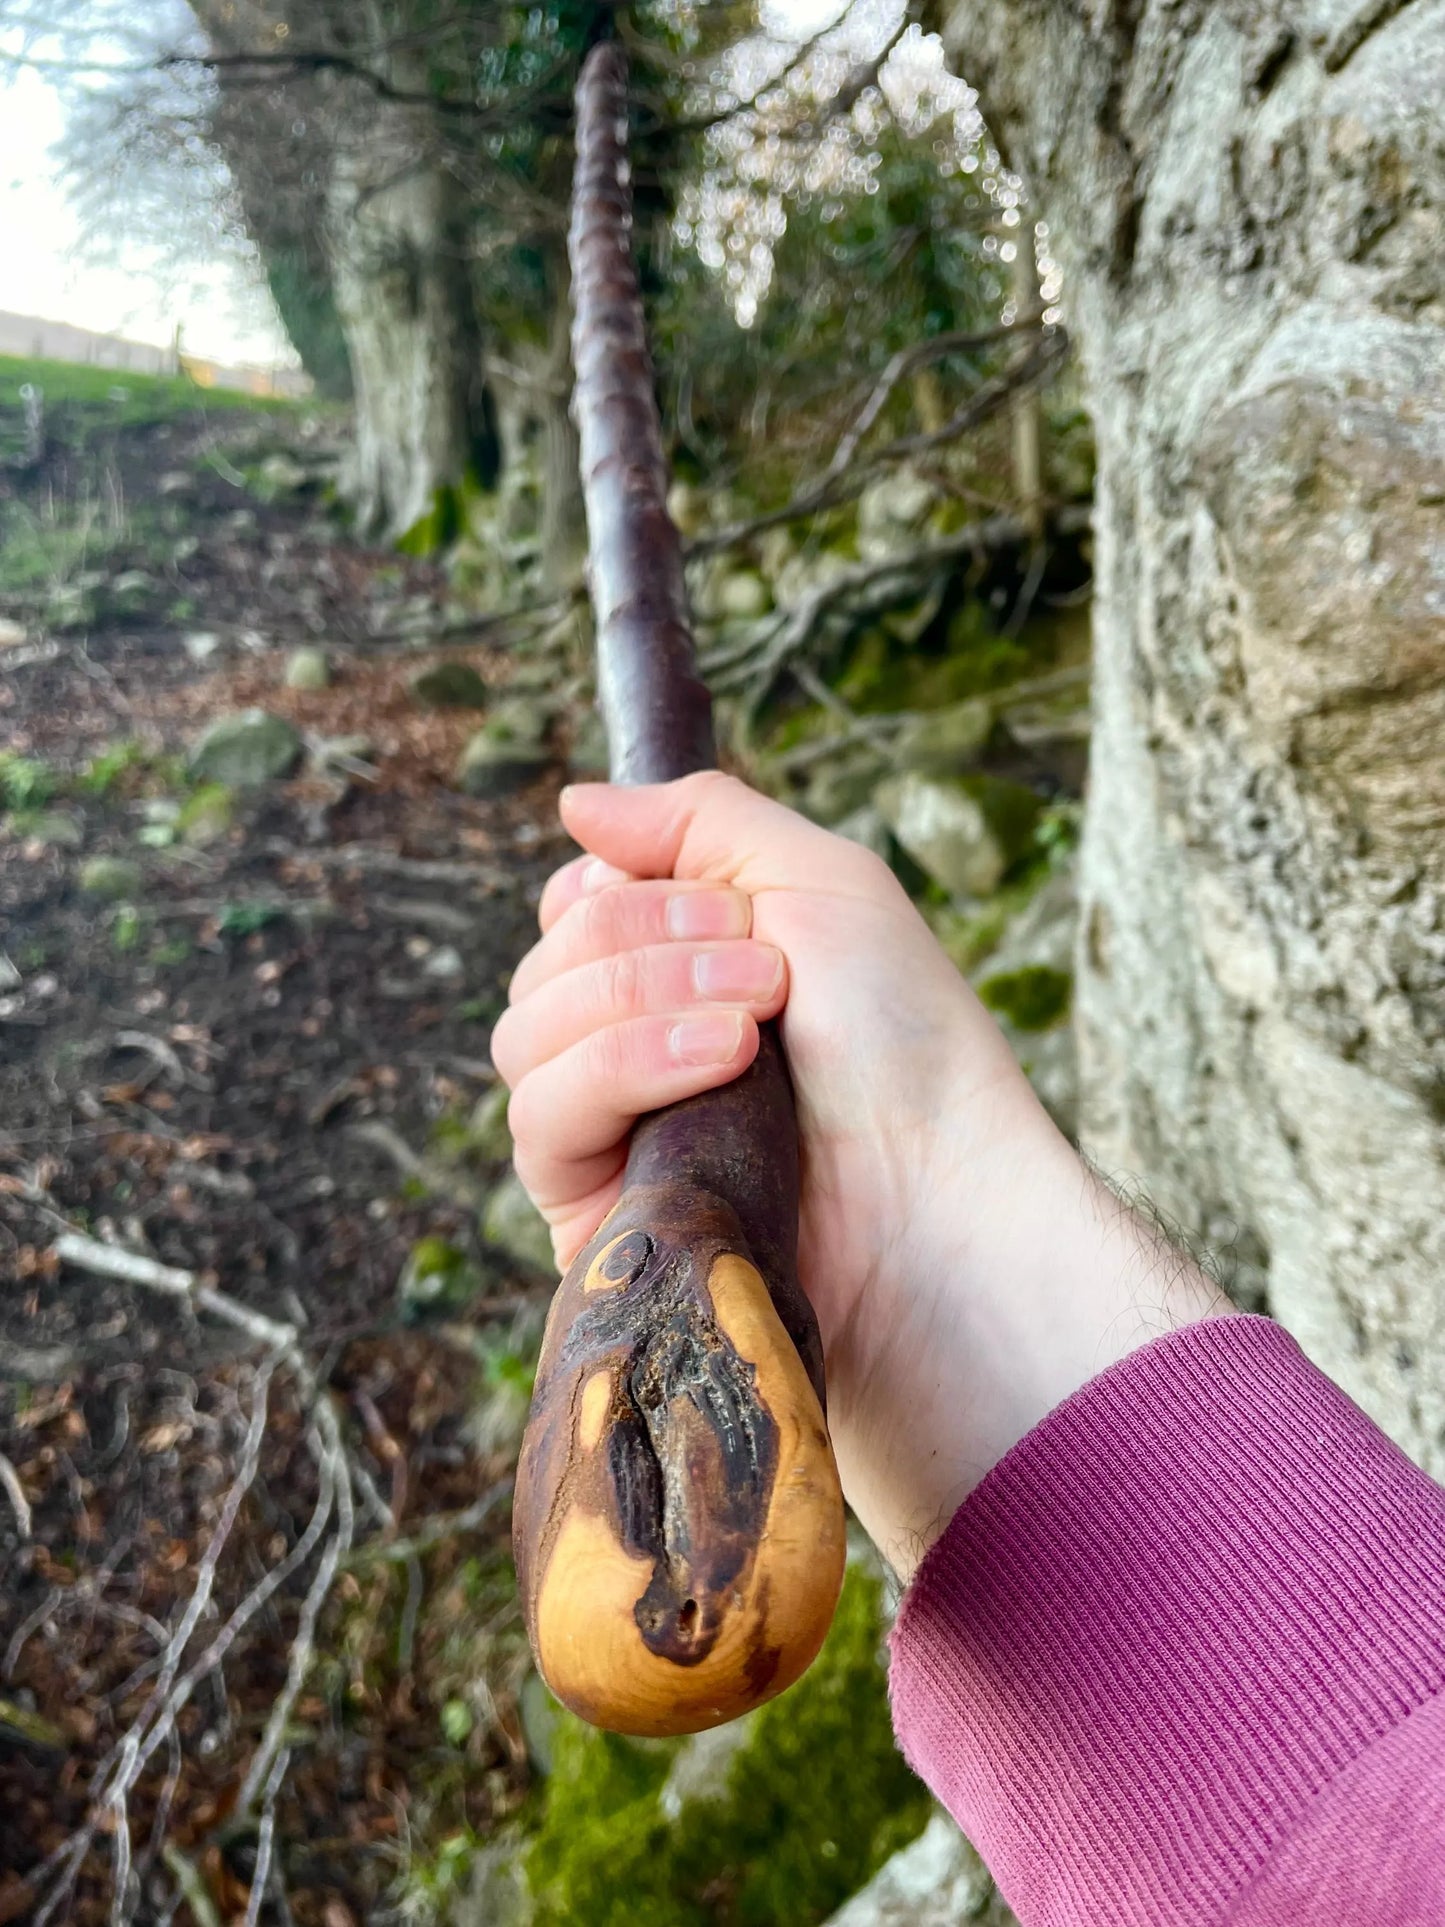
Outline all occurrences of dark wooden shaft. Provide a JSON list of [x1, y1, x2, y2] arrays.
[[566, 41, 821, 1395], [510, 43, 843, 1739]]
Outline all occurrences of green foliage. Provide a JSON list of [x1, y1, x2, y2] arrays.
[[112, 904, 145, 953], [0, 752, 57, 813], [216, 901, 285, 938], [977, 964, 1073, 1032], [835, 604, 1033, 716], [79, 739, 185, 797], [526, 1564, 930, 1926]]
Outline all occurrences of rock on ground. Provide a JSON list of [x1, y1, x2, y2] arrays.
[[409, 659, 489, 708], [189, 709, 303, 787], [823, 1811, 1017, 1926], [483, 1171, 556, 1275], [876, 773, 1041, 900]]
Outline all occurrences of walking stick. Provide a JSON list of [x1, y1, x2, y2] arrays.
[[511, 42, 846, 1739]]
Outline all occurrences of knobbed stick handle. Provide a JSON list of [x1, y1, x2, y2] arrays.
[[512, 43, 845, 1737]]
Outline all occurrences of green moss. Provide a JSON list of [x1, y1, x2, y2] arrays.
[[977, 964, 1073, 1032], [834, 606, 1034, 716], [526, 1564, 930, 1926]]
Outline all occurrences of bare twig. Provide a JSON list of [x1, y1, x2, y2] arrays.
[[242, 1746, 292, 1927], [53, 1233, 195, 1295], [263, 841, 515, 892], [344, 1480, 514, 1569], [690, 330, 1071, 557], [160, 1847, 221, 1927], [236, 1408, 353, 1815], [824, 324, 1042, 487], [0, 1453, 31, 1540]]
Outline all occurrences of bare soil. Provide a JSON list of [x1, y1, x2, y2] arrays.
[[0, 408, 574, 1923]]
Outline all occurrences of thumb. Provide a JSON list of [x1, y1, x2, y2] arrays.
[[558, 771, 838, 890]]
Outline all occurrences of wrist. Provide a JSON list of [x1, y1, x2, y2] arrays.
[[835, 1081, 1226, 1580]]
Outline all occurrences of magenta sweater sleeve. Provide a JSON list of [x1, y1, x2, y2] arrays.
[[888, 1315, 1445, 1925]]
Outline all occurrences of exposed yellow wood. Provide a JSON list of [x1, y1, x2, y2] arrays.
[[532, 1252, 845, 1736], [582, 1229, 638, 1292], [578, 1370, 612, 1452]]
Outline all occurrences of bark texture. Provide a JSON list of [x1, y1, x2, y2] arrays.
[[327, 88, 496, 541], [942, 0, 1445, 1468]]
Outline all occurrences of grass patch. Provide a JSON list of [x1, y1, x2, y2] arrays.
[[0, 354, 300, 436]]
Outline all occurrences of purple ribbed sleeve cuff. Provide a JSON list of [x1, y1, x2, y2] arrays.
[[888, 1315, 1445, 1926]]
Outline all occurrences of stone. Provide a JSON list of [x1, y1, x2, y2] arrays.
[[177, 784, 234, 848], [467, 1082, 513, 1164], [518, 1671, 563, 1776], [398, 1236, 483, 1319], [181, 630, 225, 665], [421, 943, 465, 981], [658, 1714, 760, 1821], [312, 733, 376, 774], [409, 660, 489, 709], [487, 694, 551, 748], [284, 646, 330, 690], [891, 698, 995, 776], [24, 811, 83, 849], [256, 451, 309, 495], [482, 1172, 556, 1275], [567, 709, 609, 777], [79, 855, 142, 900], [0, 619, 27, 648], [189, 710, 302, 788], [460, 1835, 535, 1927], [823, 1811, 1015, 1926], [857, 466, 939, 561], [455, 732, 550, 799], [714, 568, 773, 619], [971, 866, 1079, 1136], [108, 570, 155, 609], [831, 806, 895, 863], [875, 773, 1042, 900], [802, 747, 889, 826]]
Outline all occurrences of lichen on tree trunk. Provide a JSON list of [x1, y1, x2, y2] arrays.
[[329, 147, 497, 543], [943, 0, 1445, 1470]]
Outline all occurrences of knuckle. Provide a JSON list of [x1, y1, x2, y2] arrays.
[[601, 946, 648, 1017], [487, 1009, 517, 1083]]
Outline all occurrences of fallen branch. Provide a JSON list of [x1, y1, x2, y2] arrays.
[[263, 841, 515, 893], [343, 1480, 513, 1569], [689, 330, 1072, 557], [823, 323, 1045, 488], [0, 1453, 31, 1541], [52, 1233, 195, 1296]]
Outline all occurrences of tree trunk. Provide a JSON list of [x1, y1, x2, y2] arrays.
[[328, 139, 498, 542], [187, 0, 352, 398], [538, 242, 587, 593], [942, 0, 1445, 1470]]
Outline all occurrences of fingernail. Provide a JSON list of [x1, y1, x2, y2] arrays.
[[581, 858, 629, 893], [692, 945, 782, 1002], [668, 1012, 746, 1066], [666, 891, 748, 941]]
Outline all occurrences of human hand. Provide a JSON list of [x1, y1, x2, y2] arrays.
[[492, 773, 1222, 1575]]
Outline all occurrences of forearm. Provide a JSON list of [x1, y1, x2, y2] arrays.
[[826, 1082, 1225, 1579], [889, 1316, 1445, 1925]]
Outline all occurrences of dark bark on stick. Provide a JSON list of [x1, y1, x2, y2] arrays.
[[512, 42, 845, 1739]]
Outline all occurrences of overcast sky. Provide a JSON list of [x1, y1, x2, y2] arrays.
[[0, 2, 892, 366]]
